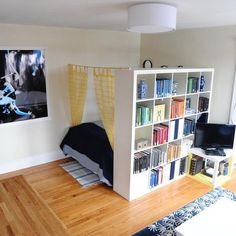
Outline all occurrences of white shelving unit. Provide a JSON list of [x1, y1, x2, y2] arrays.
[[114, 68, 214, 201]]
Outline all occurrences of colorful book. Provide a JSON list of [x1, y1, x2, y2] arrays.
[[154, 104, 165, 122]]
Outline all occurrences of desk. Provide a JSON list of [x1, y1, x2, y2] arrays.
[[176, 197, 236, 236], [187, 148, 234, 187]]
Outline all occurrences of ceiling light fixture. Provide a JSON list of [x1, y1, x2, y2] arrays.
[[127, 3, 177, 34]]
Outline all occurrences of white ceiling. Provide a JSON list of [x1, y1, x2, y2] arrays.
[[1, 0, 236, 32]]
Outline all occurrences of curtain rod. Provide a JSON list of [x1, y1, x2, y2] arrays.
[[68, 64, 130, 70]]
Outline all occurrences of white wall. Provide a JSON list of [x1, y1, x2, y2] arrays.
[[140, 25, 236, 123], [0, 24, 140, 173]]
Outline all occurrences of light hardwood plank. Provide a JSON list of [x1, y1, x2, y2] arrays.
[[0, 175, 70, 236], [0, 158, 236, 235]]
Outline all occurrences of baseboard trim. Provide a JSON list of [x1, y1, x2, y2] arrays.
[[0, 150, 66, 174]]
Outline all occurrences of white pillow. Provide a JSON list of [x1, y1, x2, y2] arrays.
[[93, 120, 104, 128]]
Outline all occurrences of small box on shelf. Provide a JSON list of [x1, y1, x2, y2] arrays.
[[135, 138, 149, 150]]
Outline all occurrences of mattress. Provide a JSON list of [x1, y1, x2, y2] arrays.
[[60, 120, 113, 186]]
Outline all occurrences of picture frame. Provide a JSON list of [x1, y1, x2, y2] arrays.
[[0, 49, 48, 124], [142, 59, 153, 69]]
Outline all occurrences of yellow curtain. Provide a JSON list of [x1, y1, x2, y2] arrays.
[[67, 64, 88, 126], [93, 68, 115, 149]]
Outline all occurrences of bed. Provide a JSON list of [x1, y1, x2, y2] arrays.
[[60, 121, 113, 186]]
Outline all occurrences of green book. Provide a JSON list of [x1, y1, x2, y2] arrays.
[[136, 107, 142, 126]]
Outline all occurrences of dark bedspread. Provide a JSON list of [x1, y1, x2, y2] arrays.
[[60, 122, 113, 185]]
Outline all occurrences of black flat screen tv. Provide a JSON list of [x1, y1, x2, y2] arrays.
[[194, 123, 236, 149]]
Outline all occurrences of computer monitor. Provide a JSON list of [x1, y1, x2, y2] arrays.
[[194, 123, 236, 149]]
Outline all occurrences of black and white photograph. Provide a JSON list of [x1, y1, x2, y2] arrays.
[[0, 49, 48, 124]]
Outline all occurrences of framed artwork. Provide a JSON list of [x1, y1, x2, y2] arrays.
[[0, 49, 48, 124]]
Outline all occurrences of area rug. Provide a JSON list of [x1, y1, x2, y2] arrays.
[[133, 187, 236, 236], [60, 160, 101, 187]]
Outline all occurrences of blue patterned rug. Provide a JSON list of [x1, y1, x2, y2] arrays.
[[60, 160, 101, 187], [133, 187, 236, 236]]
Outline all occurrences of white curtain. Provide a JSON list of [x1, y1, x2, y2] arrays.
[[229, 70, 236, 124], [229, 69, 236, 168]]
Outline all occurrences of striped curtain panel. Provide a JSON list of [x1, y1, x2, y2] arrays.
[[93, 68, 115, 149], [67, 64, 88, 126]]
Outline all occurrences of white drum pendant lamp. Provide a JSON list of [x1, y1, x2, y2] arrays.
[[127, 3, 177, 34]]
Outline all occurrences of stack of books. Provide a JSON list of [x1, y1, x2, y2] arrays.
[[187, 77, 199, 93], [133, 150, 151, 174], [156, 78, 171, 98], [189, 155, 204, 175], [185, 97, 196, 115], [151, 148, 167, 168], [170, 98, 185, 119], [198, 97, 209, 112], [136, 106, 153, 126], [184, 118, 195, 136], [149, 157, 187, 188], [169, 118, 184, 141], [180, 157, 187, 175], [153, 124, 169, 145], [150, 167, 163, 188], [167, 143, 181, 162]]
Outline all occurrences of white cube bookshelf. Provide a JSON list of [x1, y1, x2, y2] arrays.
[[114, 68, 214, 201]]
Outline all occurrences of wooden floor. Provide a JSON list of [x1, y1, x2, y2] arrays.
[[0, 175, 69, 236], [0, 158, 236, 236]]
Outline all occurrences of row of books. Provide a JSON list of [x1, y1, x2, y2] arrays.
[[136, 106, 153, 126], [133, 150, 151, 174], [151, 148, 167, 168], [170, 98, 185, 119], [184, 118, 195, 136], [189, 155, 204, 175], [156, 78, 172, 98], [137, 77, 207, 100], [153, 124, 169, 145], [198, 97, 209, 112], [185, 97, 196, 115], [136, 98, 208, 127], [139, 119, 194, 148], [149, 157, 187, 188], [169, 118, 184, 141], [151, 140, 192, 168], [187, 77, 199, 93], [167, 143, 182, 162], [135, 139, 193, 174]]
